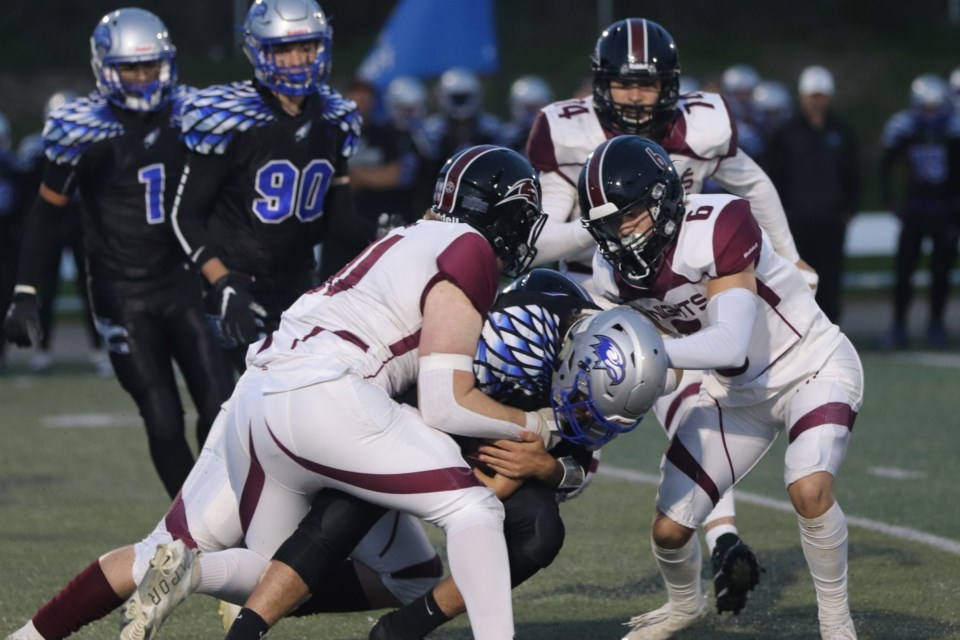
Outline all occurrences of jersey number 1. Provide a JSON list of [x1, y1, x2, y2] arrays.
[[138, 163, 166, 224]]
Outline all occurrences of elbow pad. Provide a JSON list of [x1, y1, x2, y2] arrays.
[[663, 288, 757, 370], [418, 355, 523, 440]]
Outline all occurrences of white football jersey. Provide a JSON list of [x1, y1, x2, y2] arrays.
[[527, 91, 798, 270], [247, 220, 500, 397], [592, 193, 841, 404]]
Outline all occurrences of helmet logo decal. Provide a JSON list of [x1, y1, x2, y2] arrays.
[[436, 144, 497, 214], [94, 23, 112, 52], [646, 146, 669, 171], [498, 178, 539, 209], [591, 334, 626, 385]]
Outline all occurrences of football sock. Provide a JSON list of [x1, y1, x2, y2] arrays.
[[392, 589, 450, 636], [196, 548, 266, 605], [446, 520, 514, 639], [798, 502, 851, 626], [32, 560, 124, 639], [704, 523, 738, 554], [224, 607, 270, 640], [652, 534, 704, 613]]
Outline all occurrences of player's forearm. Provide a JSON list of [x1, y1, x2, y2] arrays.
[[663, 288, 757, 370], [15, 189, 68, 290]]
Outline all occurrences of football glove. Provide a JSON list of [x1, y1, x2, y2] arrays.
[[206, 274, 267, 347], [4, 291, 43, 347], [711, 532, 762, 615]]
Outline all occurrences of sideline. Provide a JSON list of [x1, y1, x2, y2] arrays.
[[600, 465, 960, 556]]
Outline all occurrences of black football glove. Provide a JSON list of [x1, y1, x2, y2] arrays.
[[4, 292, 43, 347], [207, 274, 267, 347]]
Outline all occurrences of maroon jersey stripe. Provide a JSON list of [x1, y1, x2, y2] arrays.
[[665, 434, 721, 506], [788, 402, 857, 443], [267, 422, 484, 493], [238, 427, 266, 536], [628, 18, 648, 65], [163, 491, 198, 550], [324, 234, 403, 297], [438, 145, 498, 213], [662, 382, 701, 434]]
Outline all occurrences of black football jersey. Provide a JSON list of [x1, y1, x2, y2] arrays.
[[173, 81, 362, 280], [42, 89, 193, 280]]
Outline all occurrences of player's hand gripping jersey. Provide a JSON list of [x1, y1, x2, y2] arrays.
[[593, 193, 840, 404], [527, 92, 799, 271]]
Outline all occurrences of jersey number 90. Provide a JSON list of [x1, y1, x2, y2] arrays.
[[253, 159, 335, 224]]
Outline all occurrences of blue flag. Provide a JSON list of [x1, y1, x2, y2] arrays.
[[357, 0, 498, 88]]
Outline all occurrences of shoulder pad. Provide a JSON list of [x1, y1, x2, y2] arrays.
[[316, 85, 362, 158], [169, 85, 198, 130], [42, 93, 124, 166], [881, 110, 914, 147], [663, 92, 737, 160], [182, 81, 275, 155], [535, 98, 606, 170]]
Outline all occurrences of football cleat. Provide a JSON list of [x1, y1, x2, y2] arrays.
[[711, 533, 762, 615], [820, 618, 858, 639], [621, 595, 708, 640], [4, 620, 44, 640], [368, 611, 424, 640], [119, 540, 200, 640], [218, 600, 242, 632]]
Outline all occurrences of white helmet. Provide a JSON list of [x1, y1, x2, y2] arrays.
[[437, 67, 481, 120], [90, 8, 177, 112], [550, 306, 669, 448], [509, 75, 553, 122], [385, 76, 427, 127], [798, 65, 835, 97], [243, 0, 333, 96], [910, 73, 948, 110]]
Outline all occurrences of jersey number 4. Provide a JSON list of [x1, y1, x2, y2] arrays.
[[253, 159, 335, 224]]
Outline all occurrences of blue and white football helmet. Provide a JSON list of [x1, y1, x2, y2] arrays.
[[243, 0, 333, 96], [550, 306, 669, 448], [90, 8, 177, 112]]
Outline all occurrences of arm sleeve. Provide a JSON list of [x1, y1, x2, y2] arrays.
[[531, 170, 596, 265], [170, 150, 230, 267], [662, 287, 757, 370], [15, 193, 68, 291], [318, 183, 374, 279], [710, 148, 800, 263]]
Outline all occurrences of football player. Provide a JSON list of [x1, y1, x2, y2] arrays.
[[581, 136, 862, 640], [2, 8, 234, 498], [4, 143, 548, 640], [525, 17, 806, 614], [170, 0, 374, 372]]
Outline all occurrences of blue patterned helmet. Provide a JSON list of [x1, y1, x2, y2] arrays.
[[550, 306, 668, 448], [90, 8, 177, 112], [243, 0, 333, 96]]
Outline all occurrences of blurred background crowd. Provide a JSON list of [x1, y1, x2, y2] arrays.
[[2, 0, 960, 373]]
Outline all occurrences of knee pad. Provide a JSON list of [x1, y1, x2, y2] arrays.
[[504, 485, 565, 574]]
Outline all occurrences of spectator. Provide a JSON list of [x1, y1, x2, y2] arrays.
[[767, 66, 860, 323], [877, 73, 960, 349]]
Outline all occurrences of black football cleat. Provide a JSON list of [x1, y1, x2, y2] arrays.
[[711, 533, 762, 615]]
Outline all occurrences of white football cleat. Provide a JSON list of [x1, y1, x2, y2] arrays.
[[821, 618, 857, 639], [119, 540, 200, 640], [4, 620, 44, 640], [218, 600, 243, 632], [621, 595, 708, 640]]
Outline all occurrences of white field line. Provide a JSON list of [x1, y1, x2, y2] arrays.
[[600, 465, 960, 556], [890, 352, 960, 369]]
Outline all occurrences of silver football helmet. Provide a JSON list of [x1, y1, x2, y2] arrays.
[[721, 64, 760, 94], [550, 306, 669, 448], [385, 76, 428, 128], [509, 75, 553, 122], [437, 67, 481, 120], [243, 0, 333, 96], [90, 8, 177, 112], [910, 73, 948, 111]]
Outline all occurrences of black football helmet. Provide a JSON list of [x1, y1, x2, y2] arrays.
[[592, 18, 680, 137], [432, 145, 547, 278], [578, 136, 684, 287]]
